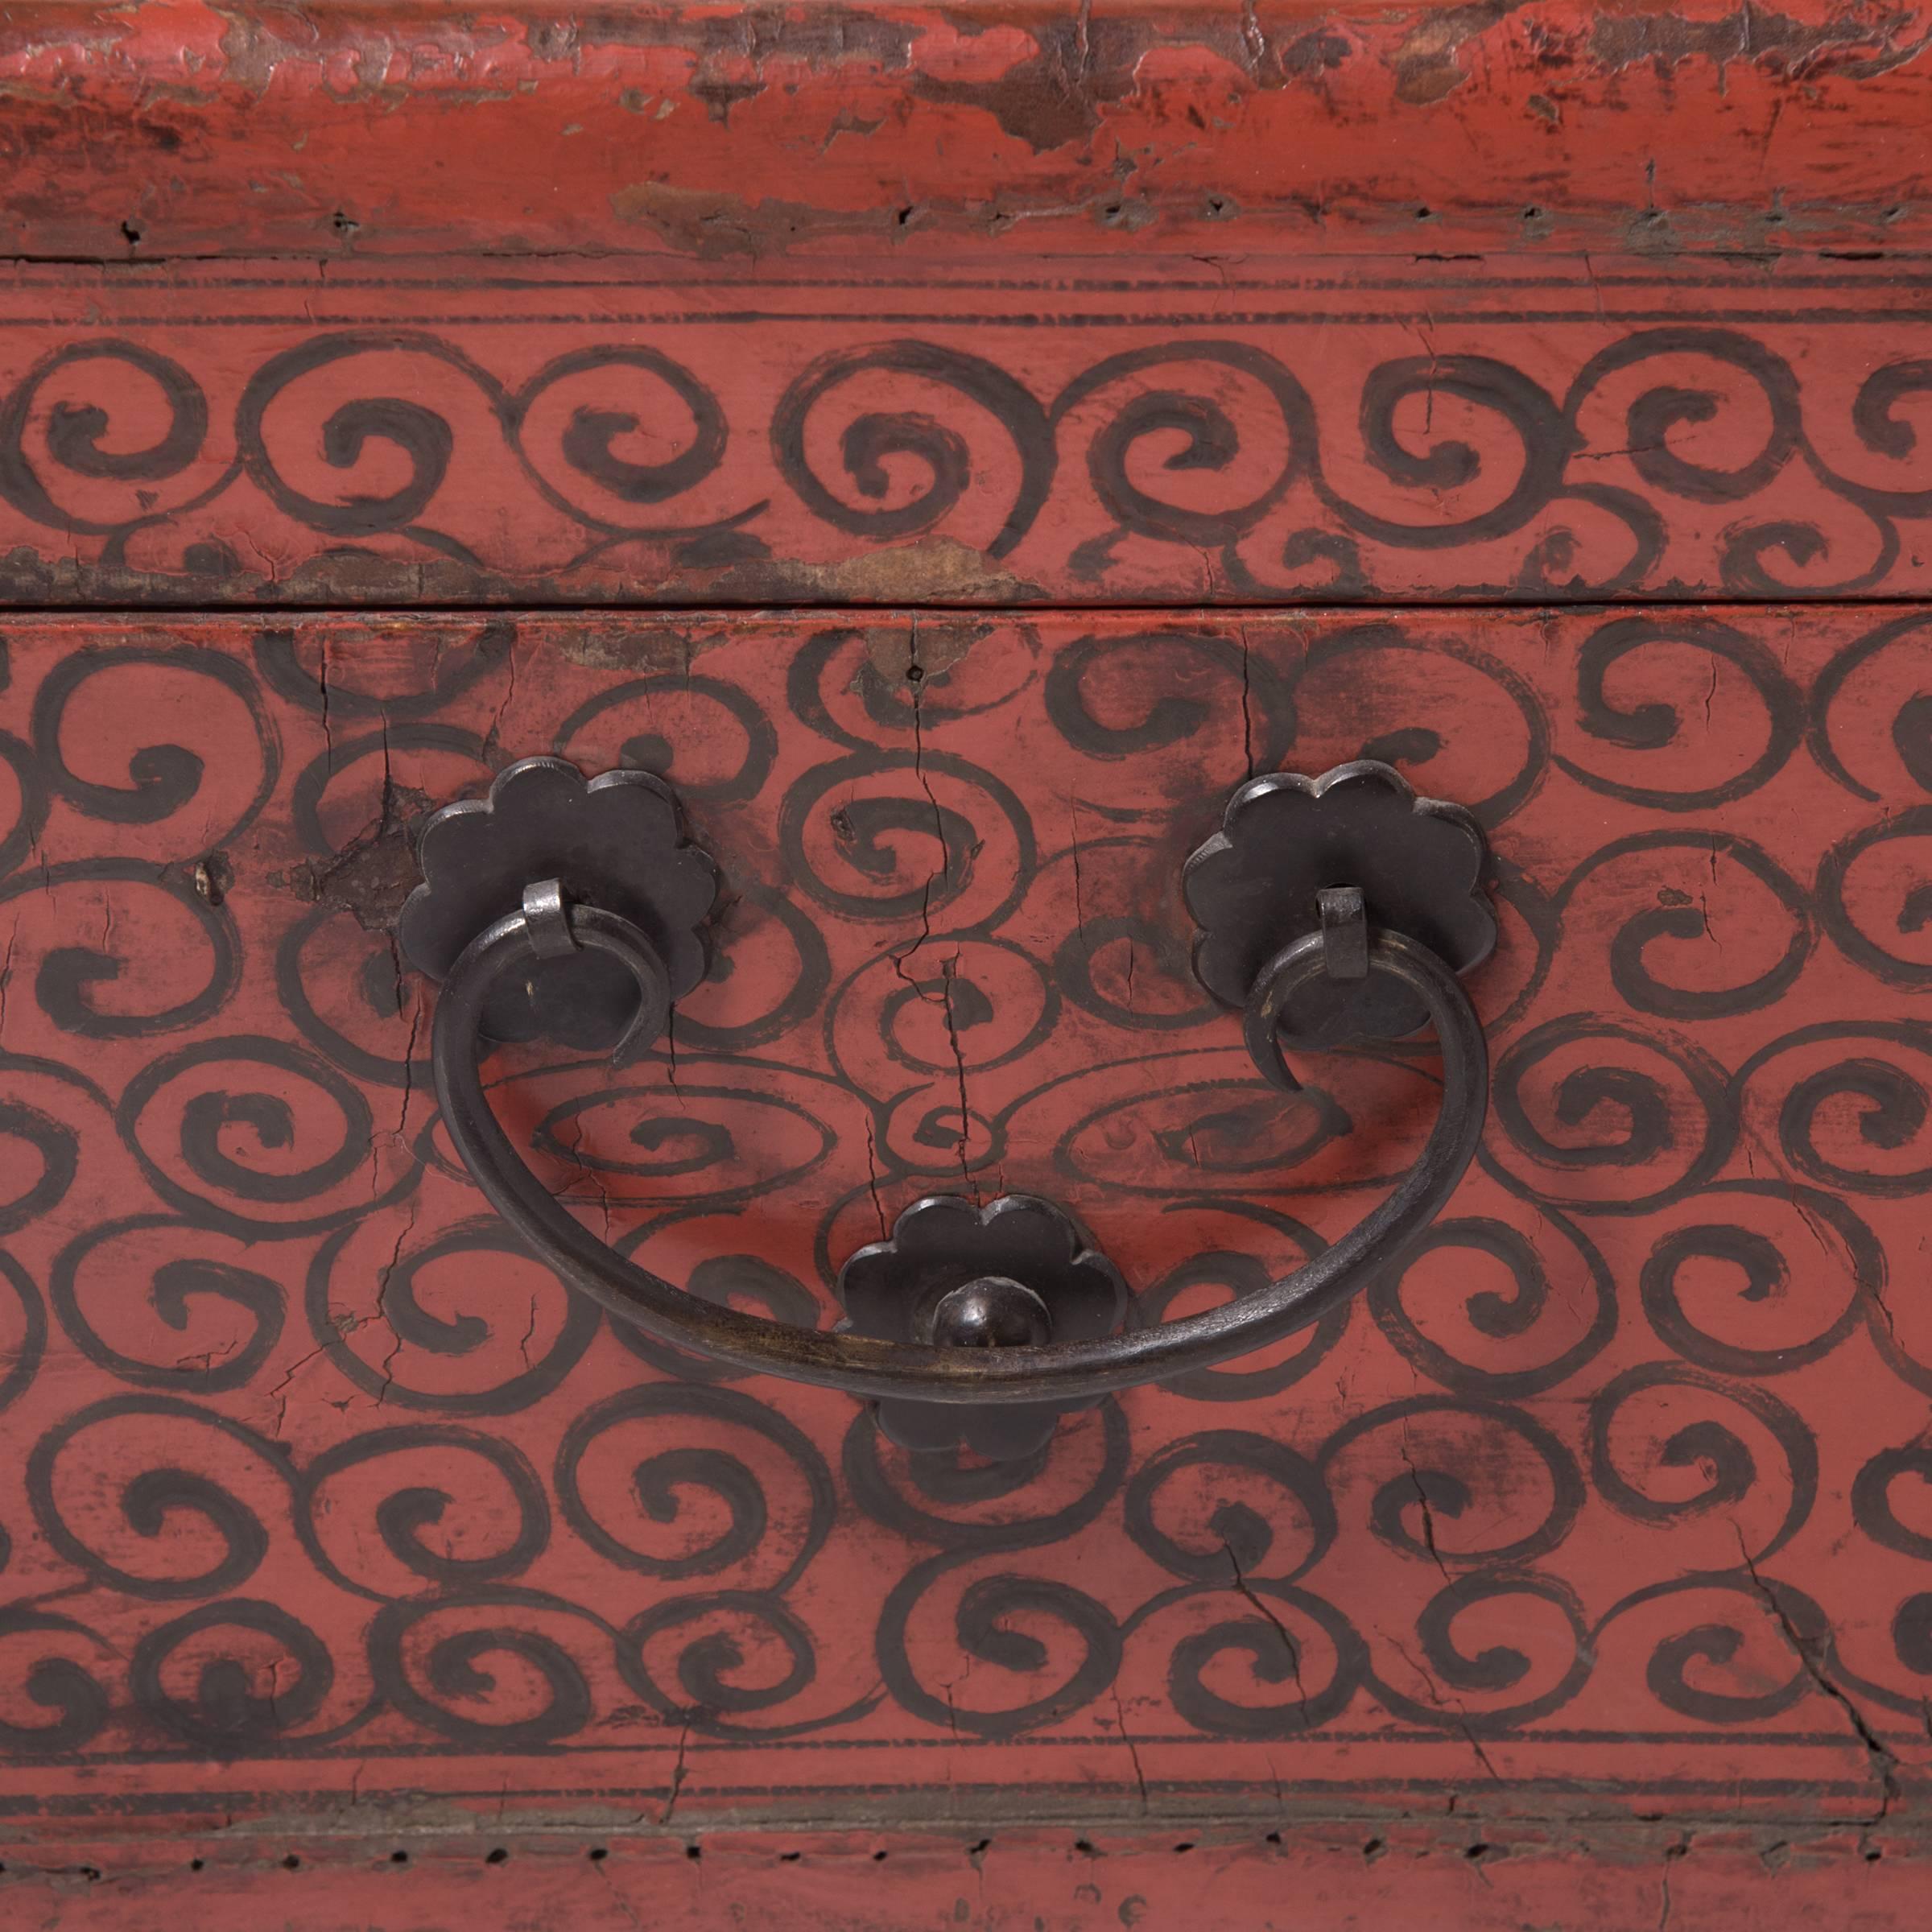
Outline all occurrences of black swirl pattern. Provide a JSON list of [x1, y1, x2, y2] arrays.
[[0, 603, 1921, 1824], [2, 311, 1930, 603]]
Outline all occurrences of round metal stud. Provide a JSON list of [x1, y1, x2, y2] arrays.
[[926, 1277, 1055, 1351]]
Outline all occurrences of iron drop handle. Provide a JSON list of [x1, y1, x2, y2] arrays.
[[403, 757, 1494, 1455]]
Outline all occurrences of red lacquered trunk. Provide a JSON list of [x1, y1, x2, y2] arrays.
[[0, 4, 1928, 1926]]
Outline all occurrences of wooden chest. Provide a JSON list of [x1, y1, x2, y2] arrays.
[[0, 2, 1930, 1925]]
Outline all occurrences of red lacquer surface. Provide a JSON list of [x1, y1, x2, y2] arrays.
[[1, 0, 1926, 262], [0, 608, 1926, 1836], [2, 1823, 1929, 1930], [4, 0, 1930, 1912], [0, 258, 1928, 605]]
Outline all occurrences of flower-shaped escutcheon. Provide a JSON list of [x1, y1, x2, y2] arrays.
[[1184, 759, 1493, 1046], [398, 758, 718, 1050], [836, 1193, 1129, 1460]]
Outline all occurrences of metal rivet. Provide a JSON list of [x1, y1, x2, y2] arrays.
[[926, 1277, 1054, 1351]]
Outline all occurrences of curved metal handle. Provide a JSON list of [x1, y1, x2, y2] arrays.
[[428, 890, 1489, 1408]]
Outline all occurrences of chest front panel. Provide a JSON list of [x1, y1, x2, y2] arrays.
[[0, 606, 1924, 1831]]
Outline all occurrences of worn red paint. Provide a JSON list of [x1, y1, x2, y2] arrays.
[[2, 0, 1930, 1916], [0, 0, 1925, 262], [1, 1825, 1927, 1930], [0, 607, 1927, 1854], [0, 255, 1926, 606]]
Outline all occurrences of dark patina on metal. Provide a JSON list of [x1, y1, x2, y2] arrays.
[[1186, 758, 1496, 1062], [411, 761, 1492, 1456], [836, 1194, 1129, 1459], [398, 755, 717, 1050]]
